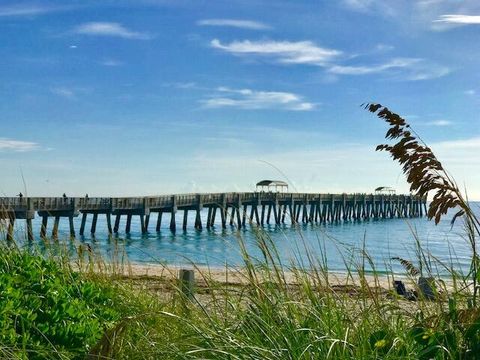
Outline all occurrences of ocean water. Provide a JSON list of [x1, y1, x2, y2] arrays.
[[5, 203, 479, 274]]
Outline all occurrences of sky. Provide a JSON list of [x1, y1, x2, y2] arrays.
[[1, 0, 480, 198]]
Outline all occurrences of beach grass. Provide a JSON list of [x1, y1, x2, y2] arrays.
[[0, 225, 479, 359]]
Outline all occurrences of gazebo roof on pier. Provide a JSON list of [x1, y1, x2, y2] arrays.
[[256, 180, 288, 187], [374, 186, 396, 194]]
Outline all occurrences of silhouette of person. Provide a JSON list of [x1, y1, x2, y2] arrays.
[[18, 192, 23, 198]]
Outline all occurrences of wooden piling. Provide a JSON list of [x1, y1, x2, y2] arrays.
[[145, 214, 150, 231], [288, 203, 295, 224], [259, 205, 264, 225], [80, 213, 87, 235], [169, 211, 176, 232], [195, 209, 202, 230], [69, 216, 75, 237], [26, 218, 34, 241], [206, 207, 212, 229], [220, 206, 227, 229], [40, 215, 48, 238], [125, 214, 132, 233], [236, 205, 242, 228], [52, 216, 60, 238], [230, 207, 235, 226], [7, 218, 14, 242], [183, 210, 188, 230], [156, 212, 162, 231], [114, 214, 121, 233], [211, 207, 217, 227], [254, 206, 260, 225], [91, 213, 98, 234], [106, 214, 113, 234]]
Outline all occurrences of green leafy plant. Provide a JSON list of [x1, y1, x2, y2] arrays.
[[0, 246, 120, 359]]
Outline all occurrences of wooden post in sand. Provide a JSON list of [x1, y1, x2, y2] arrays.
[[179, 269, 195, 300]]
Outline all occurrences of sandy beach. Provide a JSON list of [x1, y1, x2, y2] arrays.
[[99, 261, 408, 290]]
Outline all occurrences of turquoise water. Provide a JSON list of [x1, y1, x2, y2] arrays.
[[7, 203, 479, 274]]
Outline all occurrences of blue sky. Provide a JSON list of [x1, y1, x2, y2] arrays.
[[1, 0, 480, 198]]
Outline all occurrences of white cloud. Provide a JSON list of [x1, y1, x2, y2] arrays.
[[0, 138, 39, 152], [342, 0, 375, 11], [465, 89, 476, 96], [341, 0, 400, 16], [197, 19, 271, 30], [328, 58, 450, 80], [434, 14, 480, 25], [210, 39, 342, 66], [433, 137, 480, 150], [50, 87, 76, 99], [329, 58, 421, 75], [404, 64, 451, 81], [424, 120, 453, 126], [374, 43, 395, 52], [210, 38, 448, 81], [202, 87, 316, 111], [0, 4, 60, 17], [73, 22, 151, 40]]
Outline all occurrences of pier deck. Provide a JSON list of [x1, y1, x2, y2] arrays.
[[0, 192, 427, 239]]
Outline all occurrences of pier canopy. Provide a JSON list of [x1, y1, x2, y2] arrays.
[[375, 186, 396, 195], [256, 180, 288, 193]]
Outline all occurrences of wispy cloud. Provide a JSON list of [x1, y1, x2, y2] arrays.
[[424, 119, 453, 126], [341, 0, 399, 16], [374, 43, 395, 52], [210, 38, 448, 81], [342, 0, 375, 12], [202, 87, 316, 111], [330, 58, 449, 80], [0, 138, 39, 152], [73, 22, 151, 40], [404, 64, 450, 81], [0, 3, 63, 17], [329, 58, 421, 75], [197, 19, 271, 30], [434, 14, 480, 25], [210, 39, 341, 66], [50, 87, 76, 99], [433, 136, 480, 150]]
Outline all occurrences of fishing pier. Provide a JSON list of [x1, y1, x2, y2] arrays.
[[0, 192, 427, 240]]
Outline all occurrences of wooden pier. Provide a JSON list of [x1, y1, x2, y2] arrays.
[[0, 193, 427, 238]]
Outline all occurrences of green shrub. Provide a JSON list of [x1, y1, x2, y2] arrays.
[[0, 246, 120, 359]]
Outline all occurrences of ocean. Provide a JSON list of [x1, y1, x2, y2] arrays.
[[7, 203, 479, 275]]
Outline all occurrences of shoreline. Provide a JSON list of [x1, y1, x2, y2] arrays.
[[93, 261, 414, 289]]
